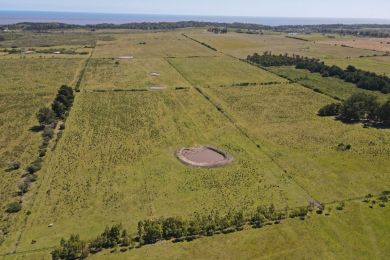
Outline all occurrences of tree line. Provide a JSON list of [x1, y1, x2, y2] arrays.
[[319, 92, 390, 127], [5, 85, 74, 214], [247, 52, 390, 94], [51, 204, 315, 259], [274, 24, 390, 38], [3, 22, 390, 38]]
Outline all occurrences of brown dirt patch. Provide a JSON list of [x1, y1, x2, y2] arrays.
[[176, 146, 233, 168]]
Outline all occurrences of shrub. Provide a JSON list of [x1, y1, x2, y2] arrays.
[[6, 202, 22, 213], [18, 181, 30, 194], [318, 103, 342, 116], [51, 234, 89, 260], [42, 126, 54, 139], [337, 143, 352, 151], [36, 107, 56, 126], [336, 202, 345, 211], [26, 158, 43, 174], [6, 161, 20, 172]]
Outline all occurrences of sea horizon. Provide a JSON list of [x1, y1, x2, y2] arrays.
[[1, 10, 390, 26]]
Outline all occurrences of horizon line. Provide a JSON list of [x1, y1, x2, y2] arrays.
[[1, 9, 390, 21]]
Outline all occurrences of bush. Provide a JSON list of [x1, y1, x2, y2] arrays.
[[318, 103, 342, 116], [6, 161, 20, 172], [36, 107, 56, 126], [337, 143, 352, 151], [26, 158, 43, 174], [18, 181, 30, 194], [336, 202, 345, 211], [42, 126, 54, 139], [51, 234, 89, 260], [6, 202, 22, 213]]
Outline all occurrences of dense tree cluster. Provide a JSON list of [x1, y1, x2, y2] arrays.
[[207, 27, 227, 34], [247, 52, 390, 94], [51, 235, 89, 260], [319, 92, 390, 127]]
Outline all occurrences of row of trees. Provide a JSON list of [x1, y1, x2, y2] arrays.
[[52, 225, 133, 259], [319, 92, 390, 126], [51, 204, 314, 259], [247, 52, 390, 93], [6, 85, 75, 214]]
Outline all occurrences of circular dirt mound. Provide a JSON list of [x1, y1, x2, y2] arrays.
[[176, 146, 233, 168]]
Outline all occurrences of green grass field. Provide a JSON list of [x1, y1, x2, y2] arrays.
[[268, 66, 390, 102], [0, 29, 389, 259]]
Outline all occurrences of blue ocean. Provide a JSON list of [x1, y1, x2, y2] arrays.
[[1, 10, 390, 26]]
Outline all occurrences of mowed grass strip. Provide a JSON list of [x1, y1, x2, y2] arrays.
[[16, 90, 309, 252], [81, 58, 192, 90], [168, 56, 286, 87], [203, 84, 390, 202]]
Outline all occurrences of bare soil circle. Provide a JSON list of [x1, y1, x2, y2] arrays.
[[176, 146, 233, 168]]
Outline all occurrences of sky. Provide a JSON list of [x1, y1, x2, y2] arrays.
[[1, 0, 390, 19]]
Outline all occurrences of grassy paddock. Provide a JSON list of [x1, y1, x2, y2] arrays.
[[14, 90, 308, 252], [168, 56, 286, 87], [202, 84, 390, 202]]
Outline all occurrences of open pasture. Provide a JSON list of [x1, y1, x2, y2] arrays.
[[319, 38, 390, 52], [92, 31, 218, 59], [268, 66, 390, 102], [324, 56, 390, 76], [81, 58, 191, 90], [187, 32, 382, 59], [203, 84, 390, 202], [0, 28, 389, 259], [14, 89, 308, 252], [168, 56, 286, 87]]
